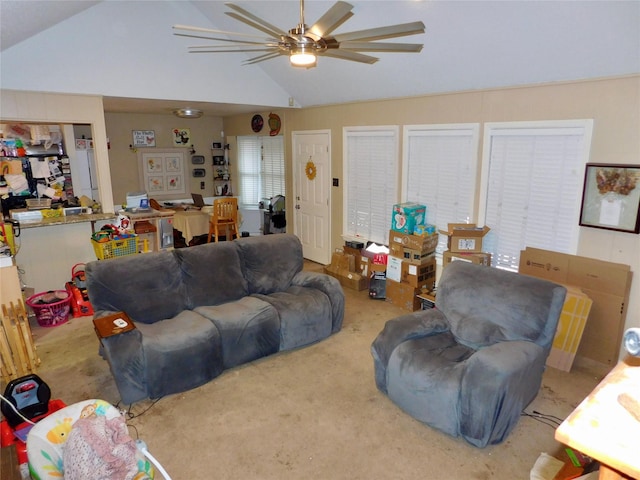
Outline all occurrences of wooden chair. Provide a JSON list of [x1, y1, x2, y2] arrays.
[[207, 197, 239, 243]]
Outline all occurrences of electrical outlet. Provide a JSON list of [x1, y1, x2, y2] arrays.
[[332, 178, 339, 187], [200, 181, 205, 190]]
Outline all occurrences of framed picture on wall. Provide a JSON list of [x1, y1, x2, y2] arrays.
[[133, 130, 156, 147], [579, 163, 640, 233], [172, 128, 191, 147]]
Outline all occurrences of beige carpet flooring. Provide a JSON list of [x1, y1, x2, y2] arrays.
[[24, 261, 608, 480]]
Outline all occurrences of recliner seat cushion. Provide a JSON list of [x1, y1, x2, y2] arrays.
[[136, 310, 223, 399], [194, 296, 280, 369]]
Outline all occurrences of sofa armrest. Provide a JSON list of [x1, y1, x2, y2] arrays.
[[371, 310, 449, 392], [94, 311, 147, 405], [459, 340, 546, 447], [291, 271, 345, 333]]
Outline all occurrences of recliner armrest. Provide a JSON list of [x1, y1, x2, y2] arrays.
[[94, 311, 147, 405], [291, 271, 345, 333], [458, 340, 546, 447], [371, 310, 450, 392]]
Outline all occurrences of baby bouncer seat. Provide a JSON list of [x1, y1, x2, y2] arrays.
[[26, 399, 169, 479]]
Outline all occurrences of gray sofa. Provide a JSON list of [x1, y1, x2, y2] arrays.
[[371, 261, 566, 448], [86, 234, 345, 405]]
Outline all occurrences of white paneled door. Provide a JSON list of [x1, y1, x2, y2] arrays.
[[292, 130, 331, 265]]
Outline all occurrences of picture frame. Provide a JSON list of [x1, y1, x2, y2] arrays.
[[132, 130, 156, 147], [579, 163, 640, 234]]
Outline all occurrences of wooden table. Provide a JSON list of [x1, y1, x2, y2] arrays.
[[555, 356, 640, 479], [172, 209, 211, 244]]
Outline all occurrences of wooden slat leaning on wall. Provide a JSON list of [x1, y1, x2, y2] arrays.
[[0, 301, 40, 382]]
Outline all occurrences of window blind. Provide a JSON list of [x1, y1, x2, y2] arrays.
[[344, 127, 399, 245], [403, 125, 479, 255], [481, 122, 592, 271], [237, 135, 285, 208], [261, 135, 285, 199]]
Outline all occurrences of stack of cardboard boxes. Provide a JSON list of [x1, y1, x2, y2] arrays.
[[440, 223, 492, 267], [385, 202, 438, 312]]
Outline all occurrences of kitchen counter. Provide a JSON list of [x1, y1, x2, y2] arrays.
[[15, 212, 115, 230]]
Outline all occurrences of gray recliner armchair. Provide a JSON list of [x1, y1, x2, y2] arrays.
[[371, 261, 566, 448]]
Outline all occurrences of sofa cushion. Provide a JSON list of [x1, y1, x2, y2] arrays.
[[236, 234, 303, 294], [253, 286, 333, 351], [136, 310, 224, 399], [174, 241, 248, 308], [86, 250, 186, 324], [194, 296, 280, 369]]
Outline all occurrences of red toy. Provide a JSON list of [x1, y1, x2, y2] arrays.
[[0, 375, 66, 465], [65, 263, 94, 317]]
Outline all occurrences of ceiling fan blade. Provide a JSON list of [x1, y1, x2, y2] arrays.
[[322, 49, 378, 64], [188, 44, 278, 51], [308, 1, 354, 38], [174, 33, 273, 46], [339, 41, 423, 53], [189, 47, 277, 54], [173, 24, 269, 40], [225, 3, 288, 37], [333, 21, 425, 42], [243, 51, 285, 65]]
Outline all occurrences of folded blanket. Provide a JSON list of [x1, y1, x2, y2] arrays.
[[63, 407, 146, 480]]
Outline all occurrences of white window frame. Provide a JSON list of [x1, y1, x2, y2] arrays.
[[479, 119, 594, 271], [343, 126, 400, 246], [402, 123, 480, 257]]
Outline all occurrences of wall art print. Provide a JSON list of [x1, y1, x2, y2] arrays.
[[172, 128, 191, 147], [579, 163, 640, 233]]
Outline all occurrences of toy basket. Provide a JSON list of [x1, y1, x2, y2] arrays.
[[25, 291, 71, 327], [92, 235, 139, 260]]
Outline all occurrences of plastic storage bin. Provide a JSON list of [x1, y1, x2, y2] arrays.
[[92, 235, 139, 260]]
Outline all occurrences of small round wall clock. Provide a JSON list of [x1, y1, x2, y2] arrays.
[[251, 114, 264, 132]]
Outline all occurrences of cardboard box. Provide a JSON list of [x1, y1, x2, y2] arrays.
[[324, 265, 368, 291], [519, 247, 632, 366], [546, 286, 593, 372], [440, 223, 490, 253], [443, 251, 492, 267], [324, 250, 368, 291], [389, 230, 438, 253], [391, 202, 426, 234], [385, 279, 421, 312], [401, 256, 436, 289]]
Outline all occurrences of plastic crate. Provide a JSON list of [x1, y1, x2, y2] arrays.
[[92, 235, 139, 260]]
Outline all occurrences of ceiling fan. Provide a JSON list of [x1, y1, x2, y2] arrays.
[[173, 1, 425, 68]]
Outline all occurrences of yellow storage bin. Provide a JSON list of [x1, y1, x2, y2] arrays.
[[92, 235, 139, 260]]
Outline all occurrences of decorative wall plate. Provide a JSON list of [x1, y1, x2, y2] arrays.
[[251, 114, 264, 133]]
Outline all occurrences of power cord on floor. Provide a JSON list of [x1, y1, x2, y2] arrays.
[[115, 397, 163, 420], [521, 409, 563, 428]]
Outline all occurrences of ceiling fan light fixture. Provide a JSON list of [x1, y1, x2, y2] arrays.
[[290, 45, 317, 67], [173, 108, 203, 118]]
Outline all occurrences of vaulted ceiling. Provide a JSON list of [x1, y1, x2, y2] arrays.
[[1, 1, 638, 117]]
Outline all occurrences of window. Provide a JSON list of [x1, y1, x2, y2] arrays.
[[402, 124, 480, 255], [343, 126, 399, 245], [479, 120, 594, 271], [237, 135, 285, 208]]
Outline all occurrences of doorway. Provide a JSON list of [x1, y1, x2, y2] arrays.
[[292, 130, 331, 265]]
